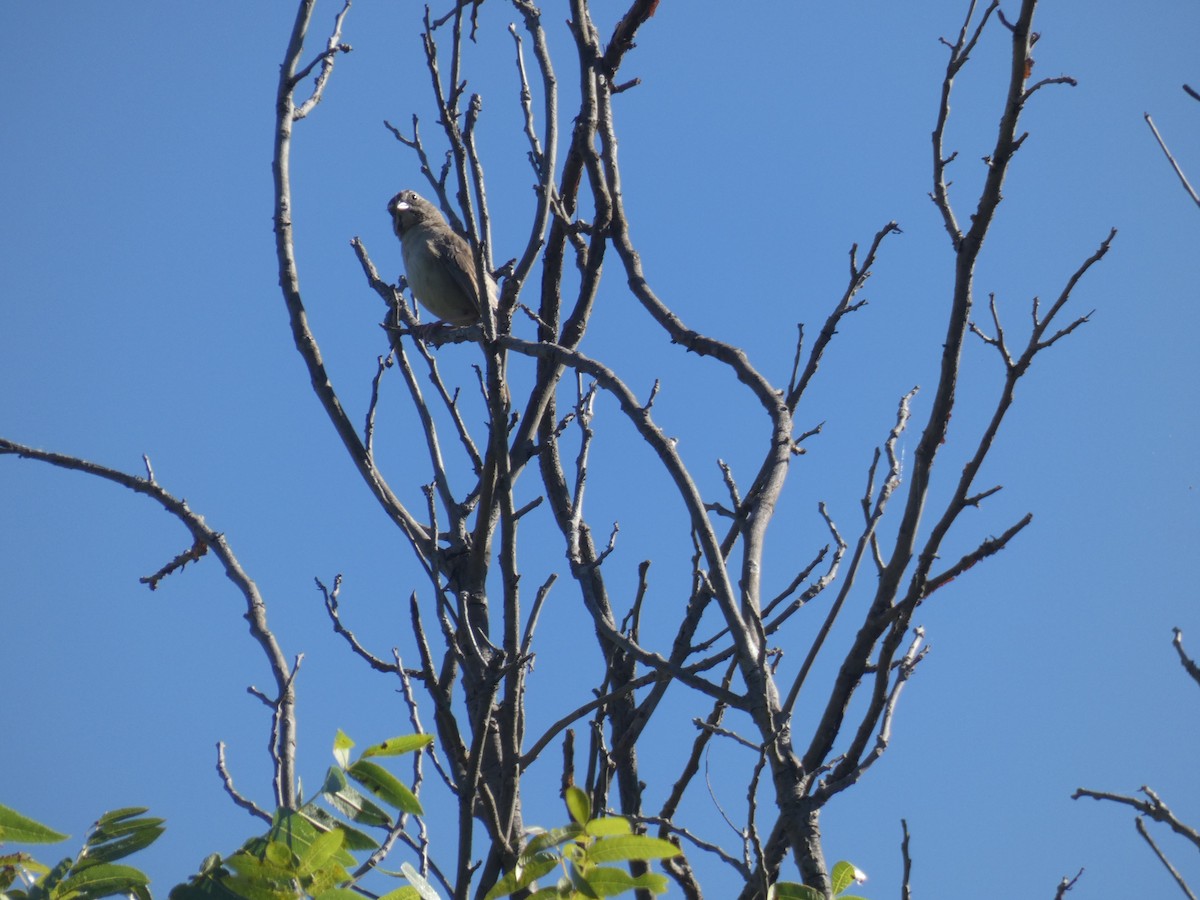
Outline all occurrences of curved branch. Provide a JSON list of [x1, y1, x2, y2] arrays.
[[1073, 785, 1200, 852], [272, 0, 432, 561], [0, 437, 299, 809]]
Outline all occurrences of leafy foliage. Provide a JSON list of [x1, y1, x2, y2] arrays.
[[171, 731, 431, 900], [769, 860, 869, 900], [3, 749, 862, 900], [0, 804, 162, 900], [480, 787, 680, 900]]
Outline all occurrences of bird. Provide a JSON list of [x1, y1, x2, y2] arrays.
[[387, 190, 497, 329]]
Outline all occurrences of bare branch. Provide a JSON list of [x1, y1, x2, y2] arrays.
[[363, 353, 391, 457], [319, 575, 403, 675], [761, 542, 833, 627], [787, 221, 901, 410], [216, 742, 271, 823], [1144, 113, 1200, 207], [1135, 816, 1198, 900], [1022, 74, 1077, 102], [919, 513, 1033, 600], [1054, 868, 1084, 899], [521, 671, 665, 769], [1172, 628, 1200, 690], [1073, 786, 1200, 851], [519, 573, 557, 658], [639, 814, 749, 878], [785, 390, 915, 719], [506, 8, 559, 295], [0, 437, 300, 809], [393, 650, 456, 796], [695, 719, 763, 754], [273, 3, 431, 562], [814, 629, 928, 801], [291, 0, 352, 120], [140, 539, 208, 591], [932, 0, 1001, 244]]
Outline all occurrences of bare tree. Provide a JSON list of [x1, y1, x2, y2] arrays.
[[1, 1, 1115, 898]]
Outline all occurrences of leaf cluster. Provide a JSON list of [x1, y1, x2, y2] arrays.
[[171, 730, 432, 900], [3, 746, 860, 900], [1, 804, 163, 900], [769, 861, 868, 900], [481, 787, 679, 900]]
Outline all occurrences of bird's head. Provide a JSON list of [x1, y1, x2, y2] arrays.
[[388, 190, 443, 237]]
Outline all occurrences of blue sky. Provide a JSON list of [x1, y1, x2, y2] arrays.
[[2, 2, 1198, 898]]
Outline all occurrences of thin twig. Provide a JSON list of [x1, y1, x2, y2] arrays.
[[1053, 868, 1084, 899], [1135, 817, 1197, 900], [216, 742, 271, 823], [1172, 628, 1200, 689], [1144, 113, 1200, 207]]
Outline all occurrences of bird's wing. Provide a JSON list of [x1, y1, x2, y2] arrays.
[[427, 230, 486, 315]]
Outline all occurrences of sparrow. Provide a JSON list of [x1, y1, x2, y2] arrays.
[[387, 190, 497, 328]]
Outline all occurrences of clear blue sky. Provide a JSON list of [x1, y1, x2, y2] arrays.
[[2, 2, 1198, 898]]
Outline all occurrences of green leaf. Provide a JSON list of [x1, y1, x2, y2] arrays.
[[575, 867, 633, 897], [0, 805, 68, 845], [28, 856, 72, 900], [267, 807, 356, 866], [586, 836, 680, 863], [564, 788, 591, 828], [769, 883, 824, 900], [483, 851, 558, 899], [57, 862, 150, 898], [565, 860, 599, 900], [92, 809, 149, 829], [88, 814, 164, 844], [399, 863, 443, 900], [321, 766, 349, 794], [262, 841, 294, 869], [220, 872, 296, 900], [524, 827, 580, 855], [627, 873, 669, 894], [333, 730, 355, 770], [346, 761, 423, 815], [579, 866, 669, 897], [297, 807, 377, 854], [196, 853, 225, 875], [312, 890, 363, 900], [360, 735, 434, 759], [305, 862, 351, 898], [296, 828, 343, 877], [583, 818, 630, 838], [830, 861, 862, 894], [376, 888, 422, 900], [2, 851, 52, 880], [320, 768, 392, 829], [324, 787, 392, 829], [76, 822, 165, 869]]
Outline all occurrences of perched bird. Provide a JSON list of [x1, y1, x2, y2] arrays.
[[387, 190, 496, 328]]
